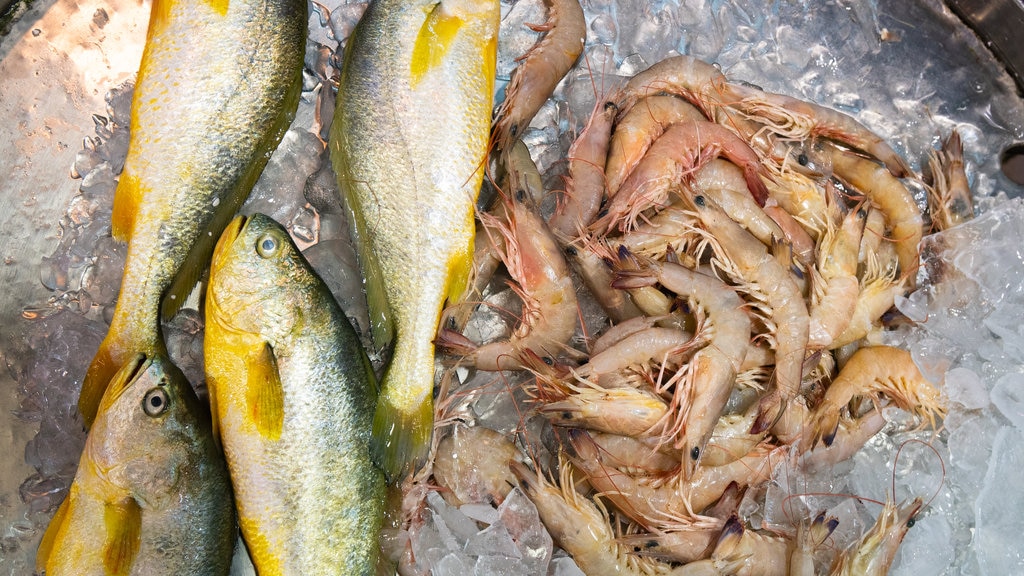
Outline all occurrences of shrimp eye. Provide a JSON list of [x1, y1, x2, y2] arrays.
[[143, 388, 170, 417], [542, 356, 554, 366], [565, 246, 578, 257], [906, 517, 916, 528], [516, 188, 527, 203], [509, 124, 518, 137], [256, 233, 280, 259], [857, 208, 868, 219], [797, 152, 809, 166], [690, 446, 701, 460], [694, 195, 706, 207]]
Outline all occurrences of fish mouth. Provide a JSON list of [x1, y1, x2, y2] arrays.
[[211, 214, 247, 271], [97, 353, 151, 413]]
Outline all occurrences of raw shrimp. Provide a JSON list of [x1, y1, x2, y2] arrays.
[[829, 255, 902, 349], [616, 55, 727, 118], [721, 82, 912, 178], [828, 498, 923, 576], [825, 144, 923, 288], [509, 460, 674, 576], [613, 204, 702, 262], [764, 166, 829, 240], [438, 185, 577, 370], [587, 431, 682, 476], [591, 315, 663, 355], [800, 408, 887, 472], [613, 258, 751, 476], [926, 129, 974, 231], [789, 512, 840, 576], [807, 206, 865, 349], [566, 241, 644, 323], [606, 95, 707, 197], [593, 120, 770, 234], [541, 383, 670, 438], [549, 101, 618, 242], [578, 326, 697, 377], [762, 203, 816, 267], [622, 482, 744, 564], [432, 423, 523, 507], [693, 159, 784, 248], [700, 412, 764, 467], [691, 196, 809, 434], [492, 0, 586, 152], [805, 346, 945, 448]]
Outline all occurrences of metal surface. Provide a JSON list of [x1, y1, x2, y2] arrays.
[[946, 0, 1024, 93]]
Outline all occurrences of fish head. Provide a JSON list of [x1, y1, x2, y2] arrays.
[[208, 213, 315, 340], [86, 353, 208, 502]]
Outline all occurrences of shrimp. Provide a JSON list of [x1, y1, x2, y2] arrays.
[[762, 203, 816, 267], [549, 101, 618, 242], [790, 512, 840, 576], [591, 315, 663, 355], [720, 82, 912, 178], [825, 144, 923, 288], [492, 0, 586, 152], [606, 95, 708, 197], [579, 326, 697, 377], [432, 423, 523, 507], [800, 408, 887, 472], [807, 206, 866, 349], [693, 159, 785, 249], [925, 129, 974, 231], [541, 383, 670, 438], [587, 431, 683, 477], [829, 254, 902, 349], [828, 498, 923, 576], [622, 482, 745, 563], [613, 203, 702, 262], [805, 346, 945, 448], [593, 120, 770, 234], [613, 258, 751, 476], [509, 459, 675, 576], [615, 55, 727, 118], [700, 412, 764, 467], [566, 240, 644, 323], [690, 196, 809, 434], [765, 166, 829, 240], [438, 185, 578, 370]]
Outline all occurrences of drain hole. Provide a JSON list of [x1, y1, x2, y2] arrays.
[[1001, 143, 1024, 186]]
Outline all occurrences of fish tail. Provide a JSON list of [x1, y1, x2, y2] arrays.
[[370, 384, 433, 483]]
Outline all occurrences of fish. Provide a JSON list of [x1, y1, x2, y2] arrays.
[[204, 213, 386, 574], [329, 0, 500, 480], [77, 0, 307, 427], [36, 353, 236, 576]]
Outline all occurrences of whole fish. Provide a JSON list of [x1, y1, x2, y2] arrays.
[[78, 0, 307, 427], [36, 353, 236, 576], [330, 0, 500, 480], [204, 214, 385, 575]]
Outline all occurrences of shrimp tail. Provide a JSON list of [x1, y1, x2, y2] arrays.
[[435, 328, 479, 357], [750, 390, 788, 435], [742, 164, 770, 207], [610, 269, 659, 290], [805, 406, 841, 449]]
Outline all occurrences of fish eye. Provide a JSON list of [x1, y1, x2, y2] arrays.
[[143, 388, 170, 417], [256, 233, 280, 259]]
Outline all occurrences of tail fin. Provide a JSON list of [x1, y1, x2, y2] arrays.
[[370, 389, 432, 483]]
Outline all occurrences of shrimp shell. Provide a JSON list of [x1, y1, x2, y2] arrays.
[[616, 55, 728, 118], [828, 498, 923, 576], [925, 129, 974, 231]]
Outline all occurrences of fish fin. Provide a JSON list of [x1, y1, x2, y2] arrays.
[[370, 372, 432, 482], [35, 496, 72, 572], [246, 342, 285, 441], [206, 374, 223, 449], [110, 172, 142, 242], [409, 2, 465, 87], [102, 498, 142, 576]]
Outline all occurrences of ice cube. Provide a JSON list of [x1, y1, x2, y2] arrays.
[[990, 373, 1024, 430], [944, 366, 989, 410], [889, 513, 953, 576], [974, 426, 1024, 574]]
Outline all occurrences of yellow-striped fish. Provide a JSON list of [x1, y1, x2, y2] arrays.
[[78, 0, 307, 426], [330, 0, 500, 480], [37, 353, 236, 576], [205, 214, 385, 574]]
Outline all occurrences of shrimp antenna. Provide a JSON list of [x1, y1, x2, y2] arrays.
[[892, 437, 946, 511]]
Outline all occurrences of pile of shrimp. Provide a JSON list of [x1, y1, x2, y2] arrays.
[[407, 7, 973, 574]]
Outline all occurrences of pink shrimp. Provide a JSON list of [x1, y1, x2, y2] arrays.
[[615, 55, 728, 118], [592, 120, 770, 235], [720, 82, 912, 178], [548, 101, 618, 242], [492, 0, 586, 151], [605, 95, 708, 197], [807, 206, 866, 349]]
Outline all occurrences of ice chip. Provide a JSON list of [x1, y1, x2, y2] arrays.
[[944, 366, 989, 410], [429, 490, 482, 544], [433, 552, 474, 576], [473, 555, 528, 576], [889, 514, 953, 576], [497, 487, 552, 573], [461, 502, 500, 525], [464, 522, 521, 559], [990, 373, 1024, 429], [550, 555, 586, 576]]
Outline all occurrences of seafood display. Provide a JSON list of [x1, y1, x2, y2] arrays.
[[5, 0, 1024, 574], [204, 214, 384, 574]]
